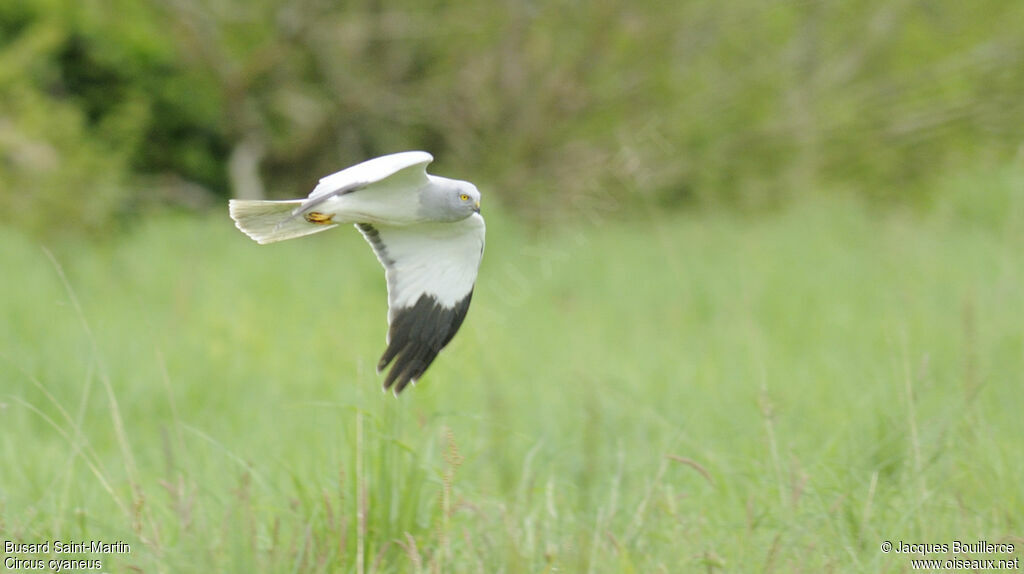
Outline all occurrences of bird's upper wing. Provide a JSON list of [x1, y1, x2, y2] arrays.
[[295, 151, 434, 216], [357, 213, 486, 393]]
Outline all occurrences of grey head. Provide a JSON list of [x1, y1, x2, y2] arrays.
[[418, 177, 481, 222]]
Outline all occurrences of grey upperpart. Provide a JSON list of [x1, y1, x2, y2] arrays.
[[418, 177, 481, 222]]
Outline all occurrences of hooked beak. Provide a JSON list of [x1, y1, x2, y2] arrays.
[[473, 201, 481, 213]]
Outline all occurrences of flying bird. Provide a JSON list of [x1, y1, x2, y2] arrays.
[[228, 151, 485, 393]]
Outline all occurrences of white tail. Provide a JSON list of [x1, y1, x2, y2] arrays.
[[229, 199, 338, 244]]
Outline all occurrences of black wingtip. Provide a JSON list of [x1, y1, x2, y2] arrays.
[[375, 291, 474, 393]]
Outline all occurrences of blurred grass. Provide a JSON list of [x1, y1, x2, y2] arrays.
[[2, 168, 1024, 571]]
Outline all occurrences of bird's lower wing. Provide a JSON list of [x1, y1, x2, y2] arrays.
[[356, 214, 486, 393]]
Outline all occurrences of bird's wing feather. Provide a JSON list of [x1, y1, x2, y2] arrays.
[[295, 151, 434, 216], [357, 213, 485, 392]]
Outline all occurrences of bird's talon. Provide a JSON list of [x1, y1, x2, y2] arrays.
[[305, 212, 334, 224]]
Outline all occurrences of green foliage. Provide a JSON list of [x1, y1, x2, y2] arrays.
[[0, 0, 218, 236], [2, 0, 1023, 233], [2, 173, 1023, 570]]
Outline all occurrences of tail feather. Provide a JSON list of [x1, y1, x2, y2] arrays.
[[229, 199, 337, 244]]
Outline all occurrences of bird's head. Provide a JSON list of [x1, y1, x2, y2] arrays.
[[418, 177, 483, 222], [455, 182, 482, 215]]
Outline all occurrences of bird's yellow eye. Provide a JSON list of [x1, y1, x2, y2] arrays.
[[459, 194, 469, 201]]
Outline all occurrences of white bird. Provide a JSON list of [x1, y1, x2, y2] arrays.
[[228, 151, 485, 393]]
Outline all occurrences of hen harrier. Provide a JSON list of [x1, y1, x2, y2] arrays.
[[229, 151, 485, 394]]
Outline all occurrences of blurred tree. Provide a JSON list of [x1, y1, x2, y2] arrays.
[[1, 0, 1022, 237]]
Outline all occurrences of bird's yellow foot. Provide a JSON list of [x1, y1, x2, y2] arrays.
[[304, 212, 334, 224]]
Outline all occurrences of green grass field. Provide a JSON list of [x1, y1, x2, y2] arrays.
[[2, 175, 1023, 572]]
